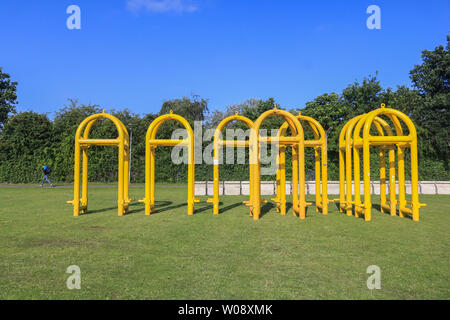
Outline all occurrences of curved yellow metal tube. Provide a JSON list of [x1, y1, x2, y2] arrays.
[[352, 116, 395, 219], [207, 114, 254, 215], [362, 106, 423, 221], [339, 114, 365, 216], [139, 112, 197, 215], [338, 105, 424, 222], [274, 113, 328, 215], [250, 107, 306, 220], [67, 112, 130, 216], [340, 114, 395, 218]]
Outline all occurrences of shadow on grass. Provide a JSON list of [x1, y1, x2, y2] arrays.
[[87, 201, 172, 215], [332, 201, 342, 212], [286, 202, 293, 214], [372, 203, 413, 220], [373, 203, 385, 215], [305, 205, 310, 217], [260, 201, 276, 218], [258, 201, 311, 219], [86, 206, 118, 215], [151, 202, 187, 215], [219, 201, 245, 214], [258, 201, 301, 219], [330, 201, 413, 221], [332, 201, 359, 218], [147, 201, 250, 215], [88, 199, 313, 218], [195, 204, 213, 214]]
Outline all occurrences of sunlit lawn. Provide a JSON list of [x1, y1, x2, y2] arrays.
[[0, 186, 449, 299]]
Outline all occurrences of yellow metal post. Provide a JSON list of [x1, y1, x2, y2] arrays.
[[344, 115, 364, 216], [81, 146, 88, 214], [275, 145, 286, 214], [338, 118, 353, 213]]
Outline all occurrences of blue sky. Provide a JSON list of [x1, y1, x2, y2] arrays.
[[0, 0, 448, 117]]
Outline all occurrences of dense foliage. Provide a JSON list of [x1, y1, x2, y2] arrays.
[[0, 67, 18, 129], [0, 39, 448, 183]]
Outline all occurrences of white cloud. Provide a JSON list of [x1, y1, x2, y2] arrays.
[[127, 0, 198, 14]]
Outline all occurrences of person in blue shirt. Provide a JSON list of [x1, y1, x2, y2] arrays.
[[40, 165, 54, 187]]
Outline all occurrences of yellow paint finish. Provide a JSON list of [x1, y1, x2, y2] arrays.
[[274, 114, 328, 215], [67, 112, 131, 216], [139, 113, 196, 215], [338, 105, 424, 221], [209, 114, 254, 215], [250, 108, 306, 220]]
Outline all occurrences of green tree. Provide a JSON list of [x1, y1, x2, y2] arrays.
[[205, 98, 260, 129], [409, 36, 450, 170], [51, 99, 102, 182], [241, 98, 287, 131], [160, 94, 209, 123], [410, 36, 450, 96], [154, 95, 210, 183], [0, 112, 54, 183], [0, 67, 18, 128]]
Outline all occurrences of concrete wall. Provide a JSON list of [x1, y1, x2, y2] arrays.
[[194, 181, 450, 196]]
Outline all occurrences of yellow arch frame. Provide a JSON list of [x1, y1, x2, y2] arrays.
[[67, 111, 131, 216], [207, 112, 254, 215], [250, 107, 307, 220], [274, 112, 328, 215], [338, 104, 426, 221], [139, 111, 198, 215], [339, 115, 396, 216]]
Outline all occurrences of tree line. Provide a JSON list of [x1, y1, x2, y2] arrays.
[[0, 38, 448, 183]]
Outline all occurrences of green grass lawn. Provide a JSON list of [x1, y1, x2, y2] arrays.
[[0, 186, 449, 300]]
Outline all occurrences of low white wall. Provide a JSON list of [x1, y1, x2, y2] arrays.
[[194, 181, 450, 196]]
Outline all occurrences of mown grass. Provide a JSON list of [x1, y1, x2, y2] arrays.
[[0, 187, 449, 300]]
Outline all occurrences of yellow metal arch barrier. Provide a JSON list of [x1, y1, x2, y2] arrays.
[[338, 114, 395, 216], [207, 112, 254, 215], [67, 111, 131, 216], [274, 112, 328, 215], [250, 107, 307, 220], [352, 115, 397, 219], [139, 111, 199, 215], [338, 104, 426, 221]]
